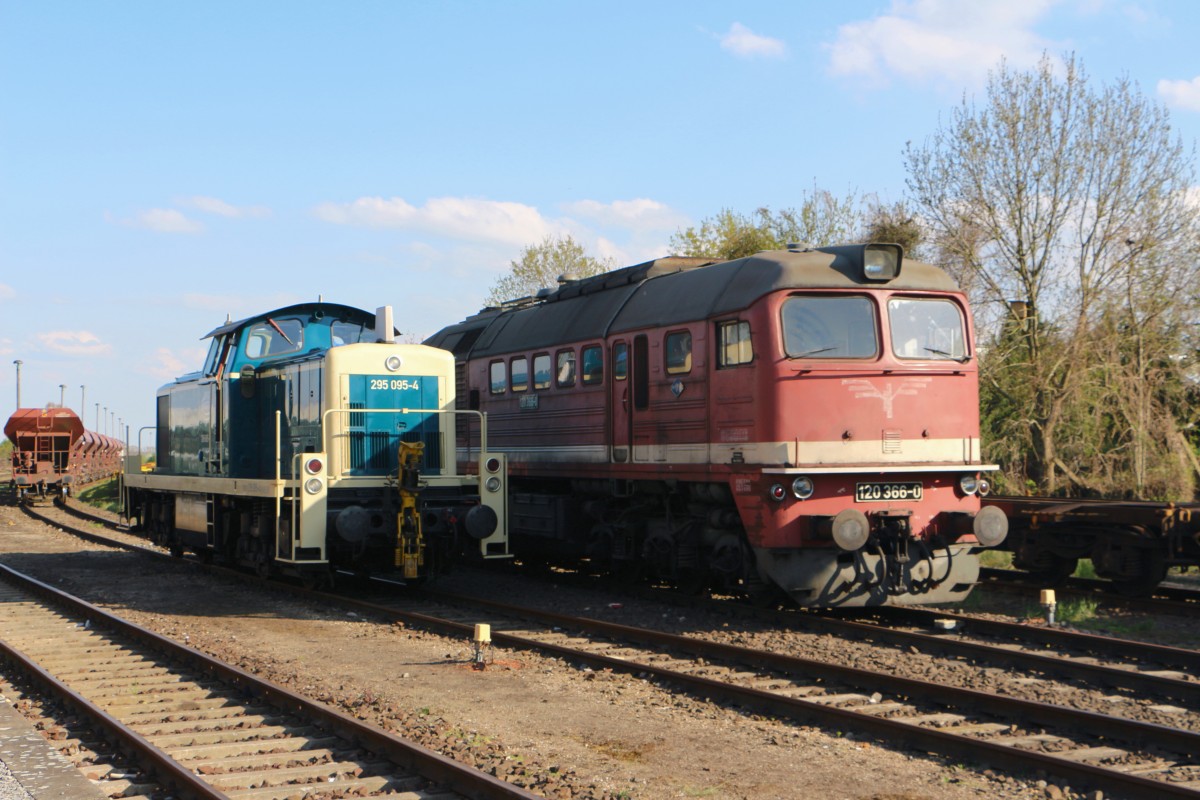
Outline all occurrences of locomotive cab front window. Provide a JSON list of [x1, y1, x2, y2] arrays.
[[888, 297, 968, 361], [244, 317, 304, 359], [331, 320, 367, 346], [782, 296, 877, 359]]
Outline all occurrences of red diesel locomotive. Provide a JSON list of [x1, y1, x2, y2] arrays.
[[427, 243, 1007, 606]]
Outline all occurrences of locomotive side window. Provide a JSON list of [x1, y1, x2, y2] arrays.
[[244, 317, 304, 359], [533, 354, 552, 389], [581, 345, 603, 384], [511, 357, 529, 392], [717, 320, 753, 367], [888, 297, 968, 361], [613, 342, 628, 380], [556, 349, 577, 387], [782, 296, 877, 359], [202, 336, 225, 377], [665, 331, 692, 374], [489, 361, 506, 394]]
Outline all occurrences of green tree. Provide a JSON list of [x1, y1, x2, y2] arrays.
[[906, 53, 1200, 496], [485, 235, 614, 305], [670, 190, 865, 260]]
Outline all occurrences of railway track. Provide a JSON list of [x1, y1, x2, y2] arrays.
[[979, 567, 1200, 615], [0, 561, 538, 800], [21, 499, 1200, 797]]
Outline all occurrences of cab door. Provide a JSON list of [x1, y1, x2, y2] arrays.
[[609, 339, 631, 462]]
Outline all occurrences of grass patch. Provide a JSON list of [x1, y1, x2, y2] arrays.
[[1056, 596, 1099, 624], [978, 549, 1014, 569], [1072, 559, 1098, 580], [76, 477, 121, 514]]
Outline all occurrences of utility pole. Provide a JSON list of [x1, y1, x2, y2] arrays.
[[81, 386, 86, 418], [12, 360, 22, 408]]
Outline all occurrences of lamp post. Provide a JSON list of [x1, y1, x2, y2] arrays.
[[12, 360, 22, 409], [81, 386, 86, 418], [59, 384, 65, 408], [103, 406, 107, 435], [95, 403, 99, 431]]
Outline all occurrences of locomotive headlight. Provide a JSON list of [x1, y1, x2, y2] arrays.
[[863, 244, 902, 281], [485, 476, 502, 493], [977, 478, 991, 497], [485, 457, 501, 474], [304, 477, 323, 495], [769, 484, 787, 501], [958, 475, 979, 495], [385, 355, 403, 372], [791, 476, 814, 500], [304, 457, 323, 475]]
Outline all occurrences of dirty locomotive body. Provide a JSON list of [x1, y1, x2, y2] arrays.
[[124, 303, 509, 584], [428, 244, 1007, 607]]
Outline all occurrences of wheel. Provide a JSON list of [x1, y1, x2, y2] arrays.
[[1111, 549, 1167, 597], [1024, 553, 1077, 586]]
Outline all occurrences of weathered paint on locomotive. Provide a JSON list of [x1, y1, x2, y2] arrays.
[[125, 302, 509, 583], [428, 244, 1005, 607]]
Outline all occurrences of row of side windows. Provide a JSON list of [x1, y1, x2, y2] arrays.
[[488, 321, 753, 395]]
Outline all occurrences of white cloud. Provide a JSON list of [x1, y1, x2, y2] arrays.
[[1158, 76, 1200, 112], [111, 208, 205, 234], [719, 22, 787, 59], [826, 0, 1058, 90], [561, 198, 691, 232], [314, 194, 690, 282], [0, 284, 14, 301], [138, 346, 210, 379], [314, 196, 560, 247], [181, 196, 272, 218], [36, 330, 112, 356]]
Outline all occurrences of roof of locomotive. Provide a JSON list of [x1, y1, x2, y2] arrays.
[[427, 245, 961, 358], [201, 302, 377, 340]]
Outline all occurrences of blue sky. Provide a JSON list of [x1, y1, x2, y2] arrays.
[[3, 0, 1200, 443]]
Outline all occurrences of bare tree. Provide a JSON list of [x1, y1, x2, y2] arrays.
[[906, 53, 1199, 494]]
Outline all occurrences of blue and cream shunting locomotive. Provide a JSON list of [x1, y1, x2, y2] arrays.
[[123, 302, 509, 584]]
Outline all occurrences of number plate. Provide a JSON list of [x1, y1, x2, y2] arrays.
[[855, 481, 923, 502]]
